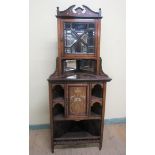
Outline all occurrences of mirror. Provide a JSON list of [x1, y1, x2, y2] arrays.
[[79, 60, 96, 73], [63, 60, 76, 72], [63, 59, 96, 73]]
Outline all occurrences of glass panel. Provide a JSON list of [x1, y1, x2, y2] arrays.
[[79, 60, 96, 73], [63, 59, 96, 73], [71, 42, 87, 54], [64, 30, 77, 48], [63, 60, 76, 72], [65, 47, 71, 54], [89, 23, 95, 28], [81, 34, 88, 44], [64, 22, 95, 54]]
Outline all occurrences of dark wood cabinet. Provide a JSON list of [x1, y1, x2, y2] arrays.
[[48, 5, 111, 153]]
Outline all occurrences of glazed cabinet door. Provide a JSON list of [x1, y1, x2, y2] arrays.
[[66, 84, 89, 118], [60, 19, 98, 59]]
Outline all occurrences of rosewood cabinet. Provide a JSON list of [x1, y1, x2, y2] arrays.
[[48, 5, 111, 153]]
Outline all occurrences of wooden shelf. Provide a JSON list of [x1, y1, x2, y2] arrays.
[[54, 131, 100, 142], [53, 114, 65, 121], [90, 111, 101, 118], [52, 97, 64, 106], [54, 139, 100, 145], [53, 119, 101, 148], [53, 112, 101, 121], [91, 96, 102, 104]]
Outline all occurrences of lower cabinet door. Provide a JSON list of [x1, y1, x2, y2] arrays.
[[67, 84, 89, 117]]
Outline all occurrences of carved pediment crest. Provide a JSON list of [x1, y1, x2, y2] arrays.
[[56, 5, 102, 19]]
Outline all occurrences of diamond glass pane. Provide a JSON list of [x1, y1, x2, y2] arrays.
[[64, 22, 96, 54], [64, 30, 77, 48]]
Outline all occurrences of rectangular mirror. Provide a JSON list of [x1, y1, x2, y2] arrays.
[[63, 59, 96, 74], [63, 60, 76, 72], [79, 59, 96, 73]]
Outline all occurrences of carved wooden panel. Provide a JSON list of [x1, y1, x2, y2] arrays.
[[67, 85, 88, 116]]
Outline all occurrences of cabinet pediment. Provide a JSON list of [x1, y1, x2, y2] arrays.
[[56, 5, 102, 19]]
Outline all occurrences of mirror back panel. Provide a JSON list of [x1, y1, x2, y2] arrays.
[[62, 59, 97, 74]]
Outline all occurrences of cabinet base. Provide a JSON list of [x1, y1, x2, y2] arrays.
[[51, 142, 102, 153]]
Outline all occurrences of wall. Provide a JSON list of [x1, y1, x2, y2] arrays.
[[30, 0, 126, 125]]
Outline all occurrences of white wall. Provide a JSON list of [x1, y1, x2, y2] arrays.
[[30, 0, 126, 125]]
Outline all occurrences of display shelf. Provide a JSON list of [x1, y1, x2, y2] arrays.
[[54, 131, 100, 141], [53, 112, 101, 121], [53, 120, 101, 143]]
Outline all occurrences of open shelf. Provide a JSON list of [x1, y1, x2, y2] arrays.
[[54, 131, 99, 140], [54, 139, 100, 145], [52, 85, 64, 99], [52, 85, 65, 112], [91, 96, 102, 103], [53, 113, 101, 121], [53, 97, 64, 106], [53, 104, 64, 117], [90, 111, 101, 117], [91, 102, 102, 115], [91, 84, 103, 98], [53, 120, 101, 143]]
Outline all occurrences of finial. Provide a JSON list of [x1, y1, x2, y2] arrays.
[[57, 7, 59, 14], [99, 8, 101, 16]]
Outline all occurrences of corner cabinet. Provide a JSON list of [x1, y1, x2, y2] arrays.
[[48, 5, 111, 153]]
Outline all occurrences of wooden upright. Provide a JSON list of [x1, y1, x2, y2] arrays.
[[48, 5, 111, 153]]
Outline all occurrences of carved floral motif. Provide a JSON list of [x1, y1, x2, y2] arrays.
[[69, 87, 86, 114]]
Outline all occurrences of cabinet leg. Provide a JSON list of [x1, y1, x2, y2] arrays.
[[51, 144, 54, 153], [99, 142, 102, 150]]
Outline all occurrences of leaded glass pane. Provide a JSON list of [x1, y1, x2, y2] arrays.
[[64, 22, 95, 54]]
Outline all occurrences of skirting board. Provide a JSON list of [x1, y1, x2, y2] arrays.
[[29, 117, 126, 130]]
